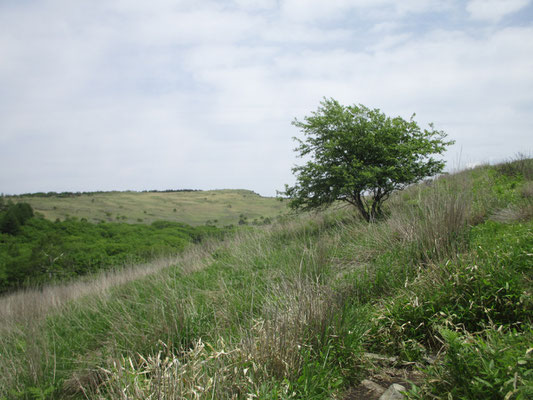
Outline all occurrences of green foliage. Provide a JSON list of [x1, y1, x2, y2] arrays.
[[0, 202, 34, 235], [0, 210, 21, 235], [371, 220, 532, 360], [284, 98, 454, 221], [409, 328, 533, 399], [0, 217, 226, 293]]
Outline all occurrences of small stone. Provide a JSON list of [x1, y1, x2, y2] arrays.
[[378, 383, 406, 400], [360, 379, 386, 396]]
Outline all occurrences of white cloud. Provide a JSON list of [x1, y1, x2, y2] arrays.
[[280, 0, 361, 21], [261, 23, 352, 44], [394, 0, 453, 14], [232, 0, 277, 11], [467, 0, 530, 22], [0, 0, 532, 195], [280, 0, 452, 21]]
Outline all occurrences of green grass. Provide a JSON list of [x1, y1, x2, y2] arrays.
[[0, 158, 532, 399], [6, 189, 287, 227], [408, 327, 533, 399]]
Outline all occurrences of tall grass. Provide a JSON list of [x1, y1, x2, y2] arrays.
[[1, 160, 531, 399], [379, 175, 471, 264], [0, 213, 345, 398], [0, 243, 217, 327]]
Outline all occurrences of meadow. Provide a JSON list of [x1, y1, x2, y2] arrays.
[[7, 189, 287, 227], [0, 158, 532, 399]]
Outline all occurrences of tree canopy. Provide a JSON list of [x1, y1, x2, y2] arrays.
[[283, 98, 454, 221], [0, 202, 34, 234]]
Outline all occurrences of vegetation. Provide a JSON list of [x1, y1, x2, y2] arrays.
[[0, 157, 531, 399], [0, 215, 226, 293], [5, 189, 286, 227], [0, 201, 34, 235], [284, 98, 454, 221]]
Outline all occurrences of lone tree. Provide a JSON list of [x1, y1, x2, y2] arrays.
[[283, 98, 454, 222]]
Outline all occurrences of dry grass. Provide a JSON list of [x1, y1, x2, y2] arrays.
[[0, 241, 222, 396], [0, 241, 220, 330], [521, 181, 533, 199], [354, 175, 471, 266], [496, 154, 533, 181], [80, 280, 337, 399], [393, 186, 469, 262], [490, 203, 533, 223], [85, 338, 277, 400]]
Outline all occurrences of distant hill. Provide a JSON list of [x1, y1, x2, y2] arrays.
[[6, 189, 287, 226]]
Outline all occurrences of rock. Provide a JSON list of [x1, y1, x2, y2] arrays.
[[378, 383, 406, 400], [360, 379, 386, 397]]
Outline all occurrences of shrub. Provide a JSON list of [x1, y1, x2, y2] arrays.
[[410, 328, 533, 399]]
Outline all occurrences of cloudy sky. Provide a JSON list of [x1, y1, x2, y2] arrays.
[[1, 0, 532, 196]]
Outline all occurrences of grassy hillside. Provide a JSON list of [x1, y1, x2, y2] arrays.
[[0, 159, 531, 399], [7, 189, 287, 227]]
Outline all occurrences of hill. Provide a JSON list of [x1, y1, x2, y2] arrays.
[[6, 189, 287, 227], [0, 158, 532, 399]]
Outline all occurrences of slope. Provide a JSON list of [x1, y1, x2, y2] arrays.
[[0, 158, 531, 399]]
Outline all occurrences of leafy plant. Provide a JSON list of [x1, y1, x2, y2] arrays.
[[409, 328, 533, 399]]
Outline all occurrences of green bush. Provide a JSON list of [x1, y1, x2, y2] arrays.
[[0, 202, 34, 235], [372, 220, 532, 358], [0, 217, 228, 293], [409, 328, 533, 399]]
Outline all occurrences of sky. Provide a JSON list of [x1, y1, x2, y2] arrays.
[[1, 0, 532, 196]]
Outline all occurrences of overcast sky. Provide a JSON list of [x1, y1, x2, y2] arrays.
[[1, 0, 532, 196]]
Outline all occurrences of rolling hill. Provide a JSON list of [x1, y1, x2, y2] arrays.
[[6, 189, 287, 227]]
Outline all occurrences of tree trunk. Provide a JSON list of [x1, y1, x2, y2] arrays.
[[354, 193, 371, 222]]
